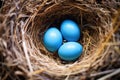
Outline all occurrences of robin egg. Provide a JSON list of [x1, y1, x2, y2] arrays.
[[43, 27, 63, 52], [58, 42, 83, 61], [60, 20, 80, 41]]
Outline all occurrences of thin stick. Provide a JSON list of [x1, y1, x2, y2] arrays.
[[98, 68, 120, 80], [103, 42, 120, 46], [90, 69, 115, 77], [21, 21, 33, 72], [31, 69, 44, 75]]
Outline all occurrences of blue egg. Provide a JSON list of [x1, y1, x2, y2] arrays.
[[43, 27, 63, 52], [60, 20, 80, 41], [58, 42, 83, 61]]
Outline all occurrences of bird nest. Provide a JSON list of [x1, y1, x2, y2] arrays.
[[0, 0, 120, 80]]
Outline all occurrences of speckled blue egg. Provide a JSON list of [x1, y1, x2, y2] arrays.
[[60, 20, 80, 41], [43, 27, 63, 52], [58, 42, 83, 61]]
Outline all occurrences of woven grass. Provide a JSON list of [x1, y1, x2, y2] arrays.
[[0, 0, 120, 80]]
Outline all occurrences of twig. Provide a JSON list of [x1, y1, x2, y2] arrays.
[[98, 68, 120, 80], [21, 21, 33, 72], [30, 69, 44, 75], [90, 69, 115, 77], [103, 42, 120, 46]]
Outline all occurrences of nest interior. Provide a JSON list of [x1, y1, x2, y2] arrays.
[[27, 2, 111, 75], [0, 0, 120, 80]]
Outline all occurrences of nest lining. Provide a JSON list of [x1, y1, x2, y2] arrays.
[[0, 0, 120, 79]]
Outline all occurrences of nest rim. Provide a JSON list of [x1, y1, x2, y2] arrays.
[[22, 2, 112, 76]]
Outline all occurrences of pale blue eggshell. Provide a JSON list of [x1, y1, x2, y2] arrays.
[[60, 20, 80, 41], [58, 42, 83, 61], [43, 27, 63, 52]]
